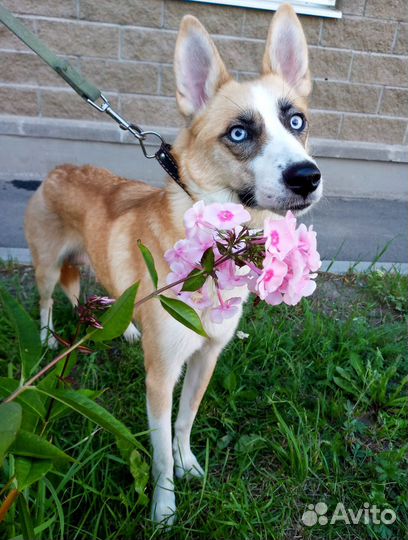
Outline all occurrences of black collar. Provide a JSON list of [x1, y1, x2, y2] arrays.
[[155, 142, 191, 198]]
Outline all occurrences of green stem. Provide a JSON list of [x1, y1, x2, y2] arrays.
[[0, 477, 15, 498], [134, 240, 261, 307], [133, 273, 204, 308], [41, 324, 82, 434], [4, 334, 89, 403], [4, 233, 263, 404]]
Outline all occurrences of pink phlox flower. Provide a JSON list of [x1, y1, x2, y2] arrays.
[[281, 249, 316, 305], [164, 238, 205, 268], [256, 253, 288, 300], [210, 296, 242, 324], [297, 224, 321, 272], [264, 211, 298, 259], [178, 279, 214, 311], [283, 275, 317, 306], [184, 200, 206, 230], [184, 201, 216, 247], [216, 259, 246, 290], [242, 268, 260, 294], [188, 225, 215, 248], [166, 265, 191, 294], [203, 203, 251, 231], [264, 290, 283, 306]]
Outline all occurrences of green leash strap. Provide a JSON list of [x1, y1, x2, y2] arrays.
[[0, 3, 188, 194], [0, 3, 101, 102]]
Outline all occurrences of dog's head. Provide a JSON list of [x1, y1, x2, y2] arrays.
[[173, 4, 322, 218]]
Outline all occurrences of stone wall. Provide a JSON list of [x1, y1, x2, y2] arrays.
[[0, 0, 407, 146]]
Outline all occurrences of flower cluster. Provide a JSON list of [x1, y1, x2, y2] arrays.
[[245, 212, 321, 306], [164, 201, 320, 323], [76, 295, 115, 330]]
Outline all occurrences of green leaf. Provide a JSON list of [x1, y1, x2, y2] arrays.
[[44, 478, 65, 539], [180, 269, 207, 292], [36, 388, 146, 453], [333, 376, 359, 397], [20, 409, 40, 434], [335, 366, 353, 381], [201, 248, 215, 273], [9, 516, 57, 540], [48, 389, 103, 421], [0, 285, 42, 380], [138, 240, 158, 288], [15, 457, 53, 490], [159, 295, 208, 337], [0, 402, 22, 464], [10, 430, 73, 461], [39, 350, 79, 391], [88, 282, 139, 342], [18, 495, 36, 540], [223, 372, 237, 392], [0, 378, 46, 419], [130, 449, 149, 506], [349, 352, 365, 378]]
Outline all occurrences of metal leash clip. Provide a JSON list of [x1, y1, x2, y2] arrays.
[[88, 93, 187, 193], [130, 128, 165, 159], [87, 94, 164, 158]]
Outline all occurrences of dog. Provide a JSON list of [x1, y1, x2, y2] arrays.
[[25, 4, 322, 525]]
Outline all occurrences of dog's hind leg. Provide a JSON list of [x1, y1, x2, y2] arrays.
[[26, 186, 81, 348], [35, 263, 61, 349], [173, 341, 223, 479]]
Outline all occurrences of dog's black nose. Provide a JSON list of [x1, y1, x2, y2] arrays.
[[283, 162, 321, 198]]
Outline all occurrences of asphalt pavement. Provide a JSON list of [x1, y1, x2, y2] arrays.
[[0, 178, 407, 266]]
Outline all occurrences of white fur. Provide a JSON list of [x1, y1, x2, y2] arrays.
[[148, 313, 202, 526], [149, 406, 177, 526], [40, 302, 58, 349], [123, 322, 141, 343], [250, 85, 323, 210]]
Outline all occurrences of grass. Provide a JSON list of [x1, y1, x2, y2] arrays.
[[0, 262, 407, 540]]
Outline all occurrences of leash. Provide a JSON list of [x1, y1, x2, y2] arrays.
[[0, 4, 190, 197]]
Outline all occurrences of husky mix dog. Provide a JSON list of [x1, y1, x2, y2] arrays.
[[25, 4, 322, 525]]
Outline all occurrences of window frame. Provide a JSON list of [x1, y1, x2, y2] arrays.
[[183, 0, 342, 19]]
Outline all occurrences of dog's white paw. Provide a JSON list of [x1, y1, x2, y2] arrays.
[[123, 322, 141, 343], [173, 447, 204, 479], [41, 329, 58, 350], [47, 335, 59, 350], [151, 488, 176, 527]]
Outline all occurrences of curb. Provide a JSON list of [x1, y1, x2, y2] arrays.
[[1, 247, 407, 275]]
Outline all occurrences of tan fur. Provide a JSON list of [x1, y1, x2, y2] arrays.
[[25, 5, 320, 525], [59, 263, 80, 305]]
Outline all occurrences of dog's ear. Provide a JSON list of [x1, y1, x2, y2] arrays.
[[262, 4, 311, 96], [174, 15, 230, 117]]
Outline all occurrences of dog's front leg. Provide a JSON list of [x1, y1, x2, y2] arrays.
[[146, 365, 179, 526], [173, 341, 223, 479]]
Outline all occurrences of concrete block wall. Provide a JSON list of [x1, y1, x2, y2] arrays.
[[0, 0, 407, 146]]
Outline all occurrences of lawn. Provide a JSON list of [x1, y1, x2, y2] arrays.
[[0, 262, 407, 540]]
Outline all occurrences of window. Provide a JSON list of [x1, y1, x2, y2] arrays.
[[184, 0, 342, 19]]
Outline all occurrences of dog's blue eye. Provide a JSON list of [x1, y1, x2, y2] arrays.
[[290, 114, 304, 131], [229, 126, 248, 142]]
